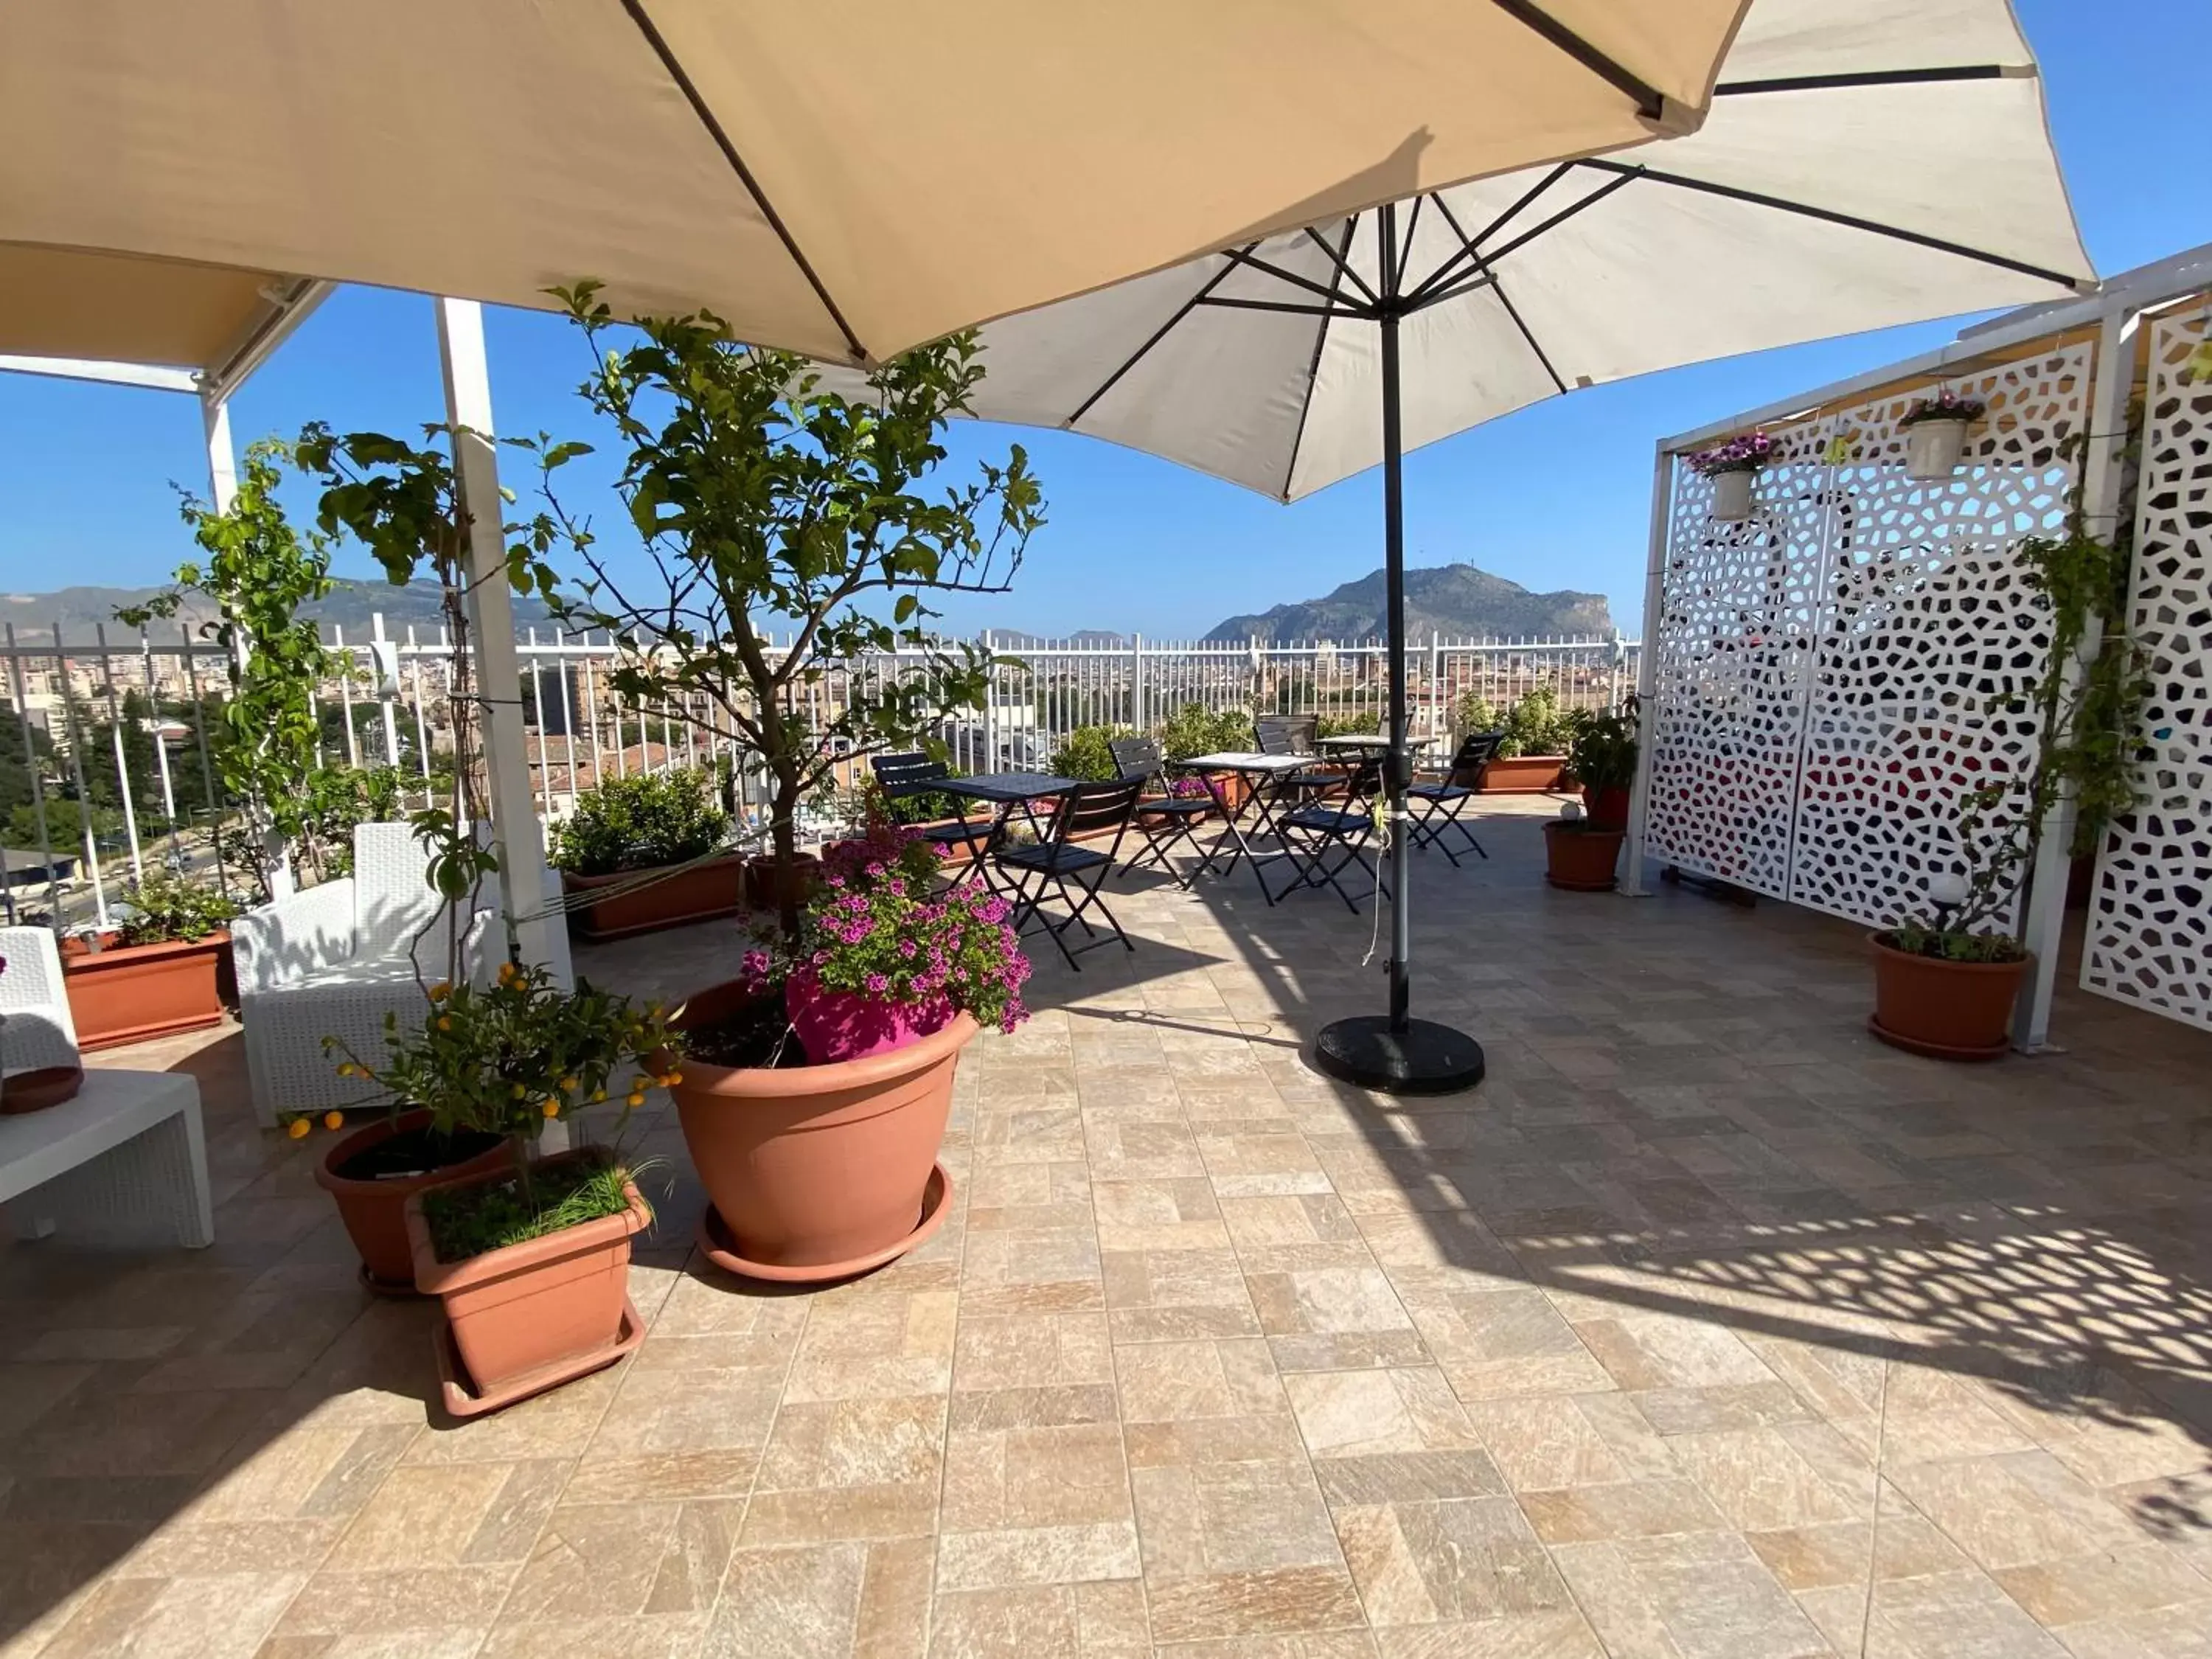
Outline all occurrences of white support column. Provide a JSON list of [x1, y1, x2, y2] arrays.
[[2013, 300, 2135, 1049], [1621, 446, 1674, 898], [201, 391, 239, 513], [436, 297, 564, 987]]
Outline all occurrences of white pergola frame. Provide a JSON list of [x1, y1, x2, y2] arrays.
[[0, 283, 562, 978], [1627, 240, 2212, 1050]]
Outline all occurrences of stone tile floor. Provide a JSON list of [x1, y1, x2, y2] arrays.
[[4, 797, 2211, 1657]]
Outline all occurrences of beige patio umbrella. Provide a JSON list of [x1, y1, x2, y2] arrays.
[[0, 1, 1753, 369], [908, 0, 2094, 1092]]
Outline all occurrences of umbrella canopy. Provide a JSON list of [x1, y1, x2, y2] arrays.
[[0, 0, 1751, 371], [944, 0, 2093, 498]]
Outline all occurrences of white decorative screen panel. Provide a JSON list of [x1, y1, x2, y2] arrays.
[[2083, 309, 2212, 1031], [1647, 343, 2090, 931], [1644, 417, 1837, 899]]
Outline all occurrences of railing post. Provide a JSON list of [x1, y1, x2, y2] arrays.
[[1131, 633, 1145, 734], [371, 612, 404, 771]]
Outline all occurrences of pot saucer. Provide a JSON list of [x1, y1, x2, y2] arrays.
[[1, 1065, 84, 1115], [696, 1163, 954, 1284], [1866, 1015, 2008, 1063], [432, 1294, 644, 1419]]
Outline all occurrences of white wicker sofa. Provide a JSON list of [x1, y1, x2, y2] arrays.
[[233, 822, 571, 1127]]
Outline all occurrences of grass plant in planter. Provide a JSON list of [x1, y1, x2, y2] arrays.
[[675, 815, 1030, 1281], [63, 870, 237, 1051], [1899, 389, 1986, 481], [1566, 697, 1639, 830], [551, 767, 742, 941], [1868, 467, 2149, 1060], [1688, 431, 1774, 522], [323, 964, 681, 1414]]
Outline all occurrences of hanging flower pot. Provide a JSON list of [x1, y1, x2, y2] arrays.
[[1899, 392, 1985, 481], [1687, 431, 1773, 523], [1709, 468, 1754, 521]]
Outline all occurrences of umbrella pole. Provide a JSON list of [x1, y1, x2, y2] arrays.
[[1313, 209, 1484, 1095]]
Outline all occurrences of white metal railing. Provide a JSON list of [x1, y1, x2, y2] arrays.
[[0, 619, 1636, 931]]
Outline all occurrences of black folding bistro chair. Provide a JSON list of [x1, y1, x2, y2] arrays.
[[1405, 730, 1500, 866], [995, 779, 1144, 970], [1271, 755, 1387, 912], [867, 751, 996, 880], [1108, 736, 1217, 887], [1256, 713, 1342, 804]]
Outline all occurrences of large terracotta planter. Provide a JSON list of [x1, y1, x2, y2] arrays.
[[1479, 755, 1571, 793], [406, 1154, 650, 1416], [744, 852, 822, 916], [316, 1110, 514, 1290], [63, 932, 230, 1051], [1543, 823, 1625, 891], [1866, 932, 2029, 1061], [672, 978, 974, 1281], [1581, 785, 1632, 830], [561, 853, 747, 941]]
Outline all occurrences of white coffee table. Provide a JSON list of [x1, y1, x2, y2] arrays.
[[1, 1068, 213, 1248]]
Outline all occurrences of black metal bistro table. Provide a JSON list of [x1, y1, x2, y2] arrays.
[[1175, 751, 1328, 905], [936, 771, 1083, 888]]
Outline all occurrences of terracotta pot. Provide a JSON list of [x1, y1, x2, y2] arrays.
[[1478, 755, 1571, 794], [62, 932, 230, 1051], [672, 978, 975, 1278], [1866, 932, 2030, 1060], [786, 969, 952, 1064], [1581, 785, 1632, 830], [316, 1110, 515, 1290], [406, 1154, 649, 1405], [1180, 771, 1250, 815], [744, 852, 822, 915], [561, 853, 747, 941], [1543, 822, 1625, 891]]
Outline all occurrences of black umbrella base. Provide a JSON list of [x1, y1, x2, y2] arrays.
[[1313, 1015, 1485, 1096]]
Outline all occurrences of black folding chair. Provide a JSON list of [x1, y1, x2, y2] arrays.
[[1256, 713, 1342, 803], [995, 779, 1144, 970], [868, 751, 995, 879], [1271, 756, 1387, 912], [1405, 731, 1499, 866], [1108, 736, 1217, 887]]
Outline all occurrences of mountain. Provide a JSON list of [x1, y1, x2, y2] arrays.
[[0, 580, 557, 644], [1204, 563, 1613, 643]]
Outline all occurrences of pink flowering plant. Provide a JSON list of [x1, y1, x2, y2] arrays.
[[740, 815, 1032, 1036], [1899, 389, 1986, 428], [1687, 431, 1775, 476]]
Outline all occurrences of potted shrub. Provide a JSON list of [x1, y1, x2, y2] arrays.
[[63, 871, 237, 1050], [673, 815, 1029, 1279], [1543, 804, 1625, 891], [1158, 702, 1257, 813], [1868, 483, 2149, 1059], [322, 963, 681, 1413], [1458, 689, 1575, 791], [551, 767, 743, 940], [1900, 389, 1986, 480], [1688, 431, 1774, 521], [1566, 697, 1639, 830]]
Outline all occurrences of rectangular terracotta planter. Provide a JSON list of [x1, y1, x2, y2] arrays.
[[63, 933, 230, 1051], [1476, 754, 1570, 793], [561, 854, 747, 941]]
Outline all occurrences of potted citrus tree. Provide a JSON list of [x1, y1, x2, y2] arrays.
[[1900, 389, 1986, 481], [63, 870, 237, 1050], [1868, 470, 2147, 1059], [674, 813, 1029, 1279], [1688, 431, 1774, 521], [1565, 697, 1638, 830], [551, 767, 745, 940], [323, 963, 681, 1413]]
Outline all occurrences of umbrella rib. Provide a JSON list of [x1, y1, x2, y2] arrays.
[[1421, 193, 1568, 394], [619, 0, 868, 364], [1281, 218, 1360, 500], [1220, 247, 1359, 309], [1715, 64, 2013, 97], [1305, 227, 1380, 307], [1477, 171, 1638, 266], [1065, 246, 1259, 427], [1486, 0, 1665, 118], [1404, 162, 1573, 306], [1576, 159, 2087, 288]]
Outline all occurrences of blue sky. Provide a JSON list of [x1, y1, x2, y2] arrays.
[[1, 0, 2205, 641]]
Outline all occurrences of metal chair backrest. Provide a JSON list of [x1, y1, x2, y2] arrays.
[[1448, 729, 1505, 785], [1255, 714, 1318, 755], [1049, 778, 1145, 851], [871, 751, 950, 795], [1108, 735, 1166, 785], [1340, 755, 1385, 807]]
